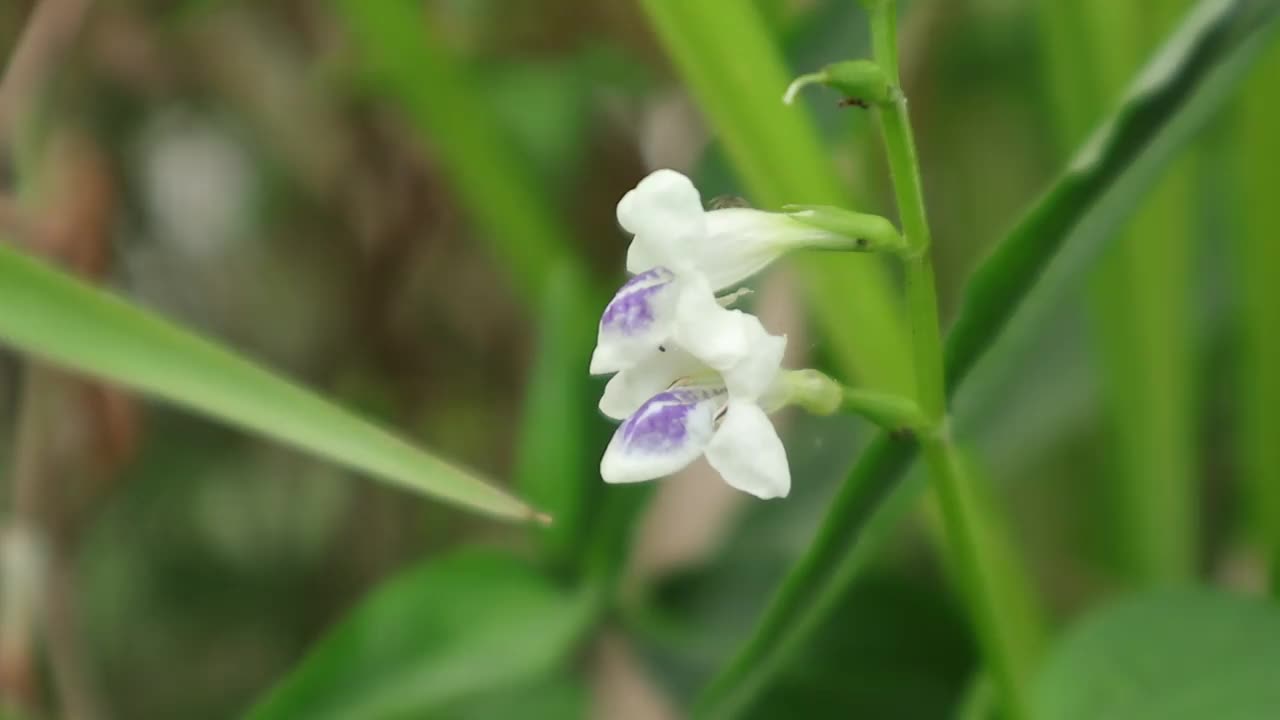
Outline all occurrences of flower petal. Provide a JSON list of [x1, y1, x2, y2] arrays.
[[695, 208, 789, 289], [671, 273, 752, 372], [617, 169, 706, 274], [599, 346, 704, 420], [590, 268, 681, 375], [704, 403, 790, 499], [721, 313, 786, 402], [601, 387, 725, 484]]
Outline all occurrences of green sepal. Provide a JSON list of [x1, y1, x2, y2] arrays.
[[783, 204, 908, 256], [783, 60, 893, 107]]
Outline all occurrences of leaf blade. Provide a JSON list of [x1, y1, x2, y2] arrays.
[[1033, 589, 1280, 720], [245, 548, 598, 720], [0, 244, 539, 522]]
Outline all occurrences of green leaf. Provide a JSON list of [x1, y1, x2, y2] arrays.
[[1043, 0, 1201, 586], [1033, 589, 1280, 720], [434, 674, 587, 720], [330, 0, 593, 317], [246, 548, 598, 720], [1232, 35, 1280, 592], [0, 245, 539, 522], [636, 0, 912, 393], [698, 1, 1280, 715], [513, 262, 600, 562]]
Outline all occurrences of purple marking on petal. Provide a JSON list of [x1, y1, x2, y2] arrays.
[[620, 387, 724, 453], [600, 267, 676, 337]]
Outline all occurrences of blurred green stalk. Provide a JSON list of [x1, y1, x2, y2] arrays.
[[637, 0, 911, 393], [1234, 40, 1280, 594], [1040, 0, 1199, 585]]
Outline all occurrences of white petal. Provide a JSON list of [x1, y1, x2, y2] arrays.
[[671, 274, 751, 372], [591, 268, 681, 375], [616, 169, 706, 273], [601, 387, 725, 484], [599, 346, 704, 420], [625, 238, 661, 275], [693, 208, 788, 289], [721, 314, 786, 402], [704, 403, 790, 499]]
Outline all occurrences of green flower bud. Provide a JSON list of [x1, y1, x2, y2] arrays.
[[783, 60, 894, 107], [782, 205, 908, 256]]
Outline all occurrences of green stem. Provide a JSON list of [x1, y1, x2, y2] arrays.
[[840, 386, 928, 431], [870, 3, 1034, 718], [920, 433, 1033, 720]]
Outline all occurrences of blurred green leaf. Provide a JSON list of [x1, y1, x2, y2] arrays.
[[0, 245, 539, 522], [1043, 0, 1200, 586], [246, 548, 598, 720], [922, 449, 1046, 715], [637, 0, 911, 393], [332, 0, 591, 314], [699, 1, 1280, 715], [1232, 38, 1280, 592], [434, 674, 587, 720], [1033, 589, 1280, 719], [513, 262, 599, 563], [944, 0, 1274, 388]]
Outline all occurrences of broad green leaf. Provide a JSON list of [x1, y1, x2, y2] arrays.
[[0, 245, 539, 522], [513, 262, 600, 563], [636, 0, 911, 393], [698, 1, 1280, 715], [1033, 589, 1280, 720], [246, 548, 598, 720]]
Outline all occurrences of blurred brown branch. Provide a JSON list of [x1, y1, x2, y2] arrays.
[[0, 126, 125, 720], [0, 0, 93, 146]]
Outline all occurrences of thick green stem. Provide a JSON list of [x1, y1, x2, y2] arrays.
[[870, 3, 1035, 719]]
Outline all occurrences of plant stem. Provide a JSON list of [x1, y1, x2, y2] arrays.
[[869, 2, 1035, 718]]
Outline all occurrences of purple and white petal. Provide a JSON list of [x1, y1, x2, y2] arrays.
[[599, 345, 705, 420], [704, 403, 790, 499], [600, 387, 726, 484], [590, 268, 681, 375]]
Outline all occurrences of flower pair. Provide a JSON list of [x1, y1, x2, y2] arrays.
[[591, 170, 847, 499]]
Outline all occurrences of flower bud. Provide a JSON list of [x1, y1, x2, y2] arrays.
[[782, 205, 907, 256], [783, 60, 893, 107]]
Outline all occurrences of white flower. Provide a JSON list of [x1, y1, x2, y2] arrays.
[[590, 169, 842, 377], [619, 168, 849, 290], [599, 310, 793, 500], [589, 168, 832, 499], [592, 270, 757, 410]]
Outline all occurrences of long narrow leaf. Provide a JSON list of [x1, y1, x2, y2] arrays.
[[0, 245, 541, 522], [698, 1, 1279, 715]]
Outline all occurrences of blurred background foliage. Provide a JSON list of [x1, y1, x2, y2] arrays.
[[0, 0, 1278, 718]]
